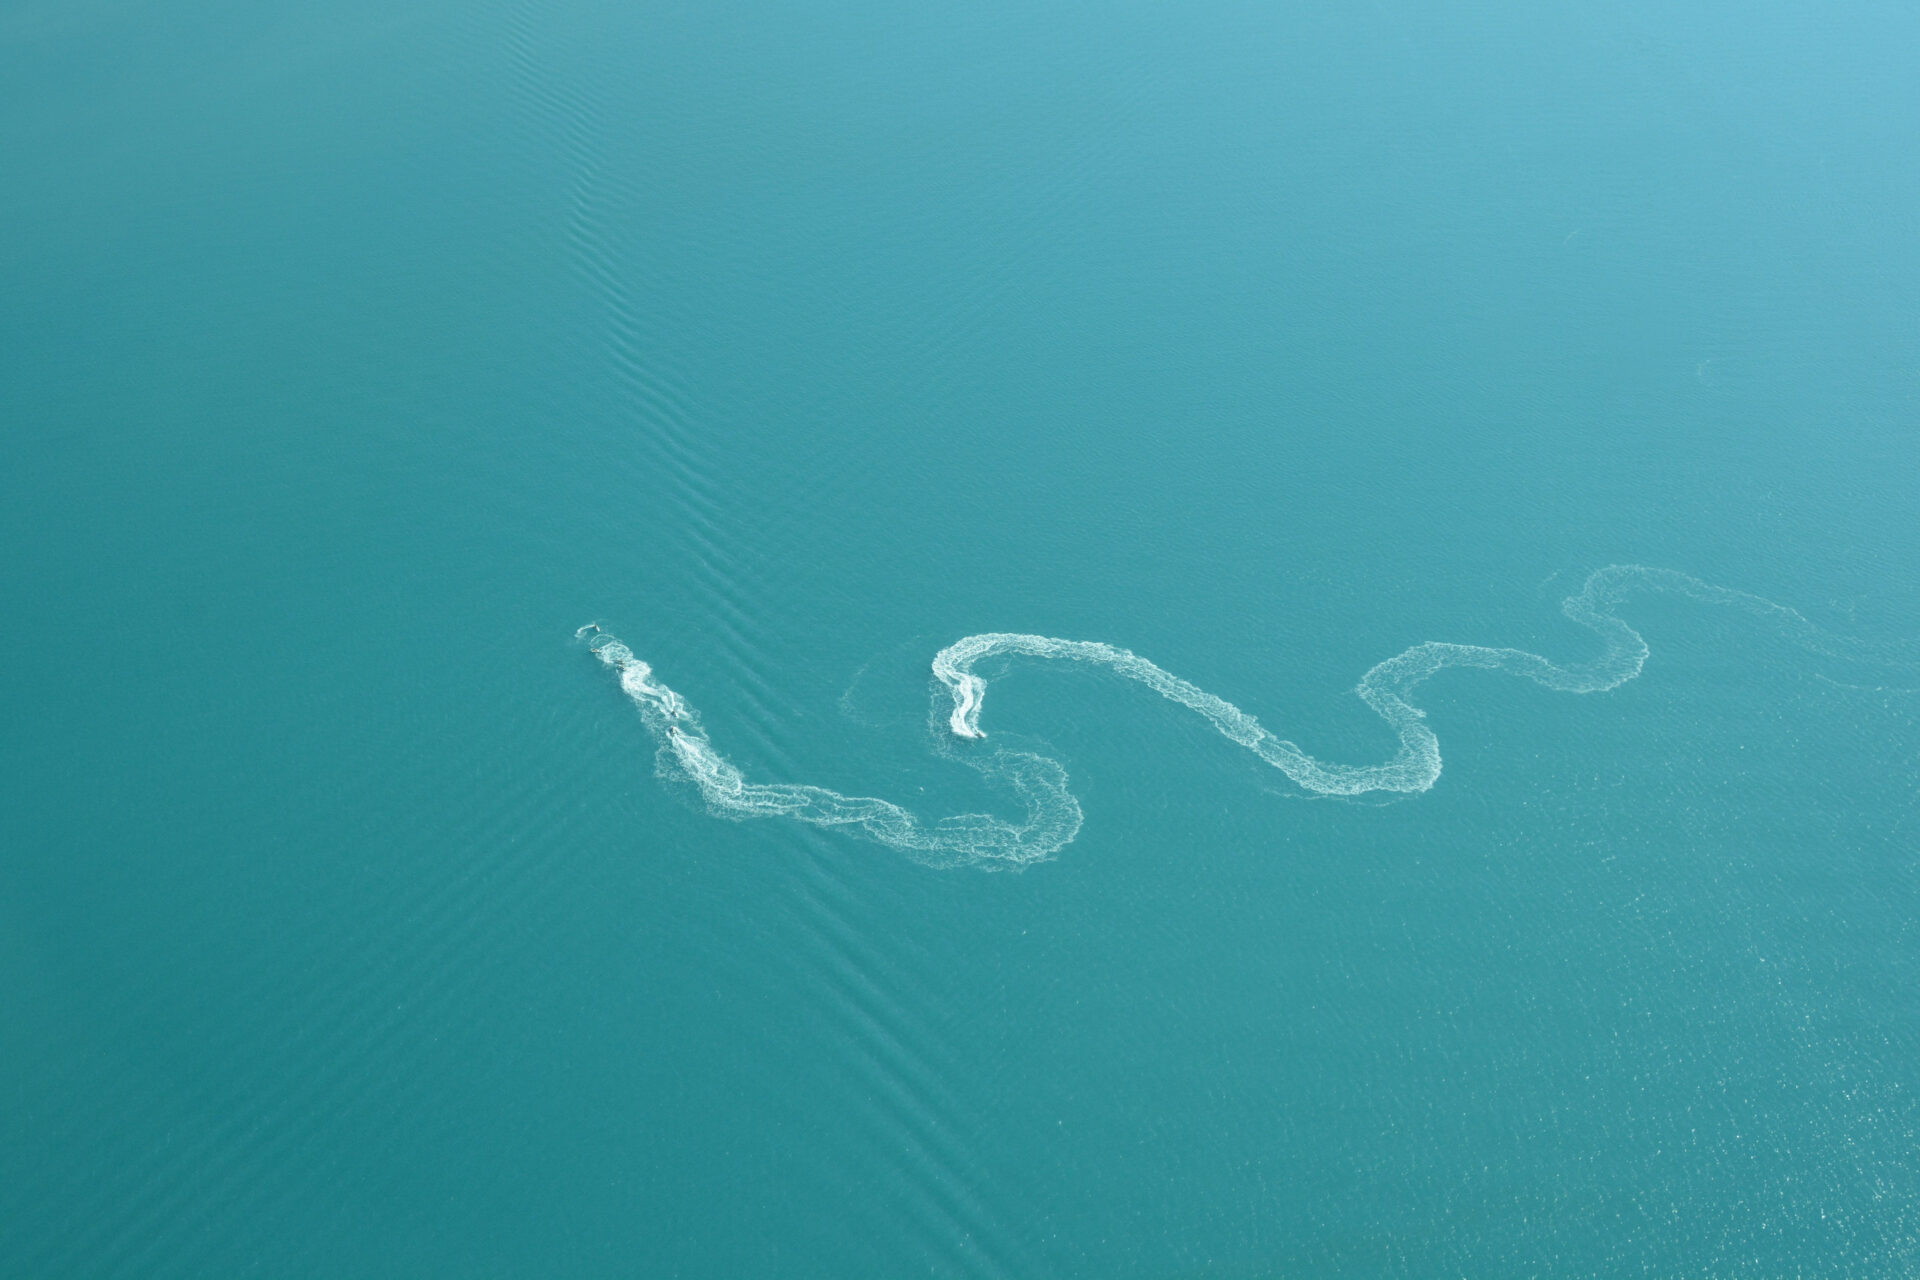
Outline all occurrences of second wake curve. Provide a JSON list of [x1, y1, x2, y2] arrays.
[[580, 566, 1873, 868]]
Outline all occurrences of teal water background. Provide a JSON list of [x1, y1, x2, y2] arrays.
[[4, 1, 1919, 1274]]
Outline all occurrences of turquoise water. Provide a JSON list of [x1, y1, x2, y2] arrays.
[[4, 1, 1919, 1275]]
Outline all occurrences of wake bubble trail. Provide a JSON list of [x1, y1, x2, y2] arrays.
[[579, 565, 1891, 869]]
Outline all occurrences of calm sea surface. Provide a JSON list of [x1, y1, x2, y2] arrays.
[[5, 1, 1919, 1275]]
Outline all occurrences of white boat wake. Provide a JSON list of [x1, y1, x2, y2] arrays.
[[579, 565, 1883, 869]]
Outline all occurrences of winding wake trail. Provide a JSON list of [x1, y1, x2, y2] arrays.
[[580, 565, 1875, 868]]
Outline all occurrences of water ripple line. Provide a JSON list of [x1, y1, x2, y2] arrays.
[[579, 565, 1897, 868]]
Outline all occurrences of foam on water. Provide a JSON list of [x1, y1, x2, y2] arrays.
[[580, 566, 1891, 868]]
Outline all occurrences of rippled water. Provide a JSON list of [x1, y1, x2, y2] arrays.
[[5, 1, 1919, 1275]]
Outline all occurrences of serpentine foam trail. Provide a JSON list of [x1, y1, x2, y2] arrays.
[[580, 565, 1873, 869]]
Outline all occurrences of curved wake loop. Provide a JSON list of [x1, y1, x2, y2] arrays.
[[580, 566, 1897, 869]]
